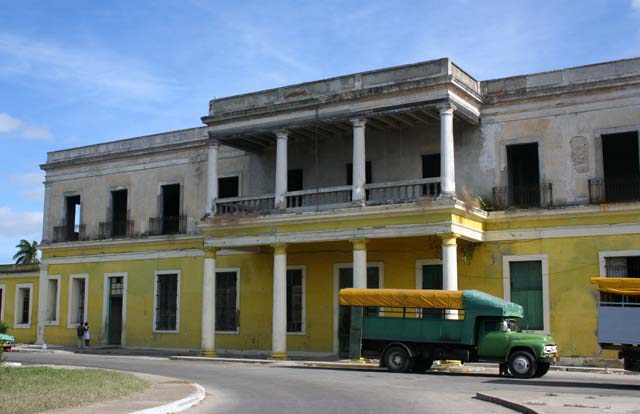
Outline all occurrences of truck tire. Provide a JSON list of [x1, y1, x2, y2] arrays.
[[508, 351, 537, 379], [384, 345, 414, 373], [412, 357, 434, 373], [533, 362, 550, 378]]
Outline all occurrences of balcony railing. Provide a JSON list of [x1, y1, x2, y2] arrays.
[[215, 178, 441, 216], [98, 220, 134, 239], [589, 176, 640, 204], [492, 182, 553, 210], [52, 224, 86, 243], [148, 215, 187, 236]]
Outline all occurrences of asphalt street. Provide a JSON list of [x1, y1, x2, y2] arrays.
[[7, 352, 640, 414]]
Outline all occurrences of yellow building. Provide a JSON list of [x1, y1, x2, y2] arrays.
[[2, 57, 640, 363]]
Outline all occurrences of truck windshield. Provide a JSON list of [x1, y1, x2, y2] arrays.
[[502, 319, 521, 332]]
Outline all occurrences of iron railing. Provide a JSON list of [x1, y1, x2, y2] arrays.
[[98, 220, 134, 239], [492, 182, 553, 210], [215, 194, 275, 215], [588, 176, 640, 204], [147, 215, 187, 236], [52, 223, 86, 243]]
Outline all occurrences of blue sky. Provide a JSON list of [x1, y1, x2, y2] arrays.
[[1, 0, 640, 262]]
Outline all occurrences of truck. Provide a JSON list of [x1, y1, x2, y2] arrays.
[[339, 288, 558, 378], [591, 277, 640, 371]]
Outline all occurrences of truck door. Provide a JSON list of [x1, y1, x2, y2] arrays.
[[476, 319, 510, 358]]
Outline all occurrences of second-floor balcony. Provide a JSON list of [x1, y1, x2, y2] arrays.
[[98, 220, 134, 239], [148, 215, 187, 236], [53, 223, 86, 243], [492, 182, 553, 210], [215, 177, 442, 216], [589, 176, 640, 204]]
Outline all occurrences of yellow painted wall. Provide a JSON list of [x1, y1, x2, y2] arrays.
[[0, 276, 38, 344]]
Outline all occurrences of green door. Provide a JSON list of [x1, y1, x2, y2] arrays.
[[338, 267, 379, 357], [422, 264, 444, 319], [509, 261, 543, 330], [107, 277, 124, 345]]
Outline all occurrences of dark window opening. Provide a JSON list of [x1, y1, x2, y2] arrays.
[[288, 169, 303, 192], [161, 184, 181, 234], [0, 288, 3, 319], [506, 143, 540, 208], [216, 272, 238, 331], [605, 256, 640, 278], [287, 269, 303, 332], [110, 189, 128, 237], [218, 176, 239, 198], [421, 154, 440, 179], [19, 288, 30, 325], [346, 161, 372, 186], [155, 274, 178, 331], [602, 132, 640, 202], [64, 195, 81, 241]]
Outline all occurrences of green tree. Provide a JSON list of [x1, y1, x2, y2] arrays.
[[13, 239, 39, 264]]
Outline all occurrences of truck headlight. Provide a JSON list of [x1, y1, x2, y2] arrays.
[[544, 345, 557, 354]]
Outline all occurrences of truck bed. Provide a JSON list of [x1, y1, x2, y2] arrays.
[[362, 315, 473, 345]]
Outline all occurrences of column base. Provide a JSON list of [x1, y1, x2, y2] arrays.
[[351, 200, 366, 207], [437, 192, 457, 200], [201, 349, 217, 357], [270, 352, 288, 360]]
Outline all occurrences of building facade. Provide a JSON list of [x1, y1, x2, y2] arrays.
[[2, 57, 640, 361]]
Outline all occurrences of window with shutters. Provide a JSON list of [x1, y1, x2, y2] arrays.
[[287, 267, 305, 334], [154, 272, 180, 332], [14, 283, 33, 328], [503, 255, 549, 333], [216, 270, 239, 333]]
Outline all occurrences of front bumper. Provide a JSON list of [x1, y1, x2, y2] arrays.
[[537, 355, 558, 364]]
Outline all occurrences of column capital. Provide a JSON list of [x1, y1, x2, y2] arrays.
[[208, 139, 220, 149], [350, 117, 366, 128], [349, 238, 369, 250], [439, 233, 459, 246], [271, 243, 287, 255], [204, 247, 220, 259], [438, 103, 455, 116], [274, 129, 289, 140]]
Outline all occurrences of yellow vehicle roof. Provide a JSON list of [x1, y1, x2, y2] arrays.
[[590, 277, 640, 296], [339, 288, 463, 309]]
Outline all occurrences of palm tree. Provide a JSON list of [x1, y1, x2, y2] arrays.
[[13, 239, 39, 264]]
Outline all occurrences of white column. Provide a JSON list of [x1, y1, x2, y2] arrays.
[[36, 261, 48, 346], [201, 249, 218, 356], [439, 106, 456, 197], [42, 182, 52, 243], [351, 239, 368, 289], [206, 141, 219, 215], [351, 118, 367, 206], [441, 234, 459, 319], [272, 243, 287, 358], [274, 130, 289, 210]]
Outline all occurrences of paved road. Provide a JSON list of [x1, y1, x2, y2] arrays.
[[7, 352, 640, 413]]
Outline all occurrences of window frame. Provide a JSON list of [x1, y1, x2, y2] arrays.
[[153, 270, 181, 334], [102, 272, 128, 346], [215, 268, 240, 335], [14, 283, 33, 329], [0, 283, 5, 322], [502, 255, 550, 334], [44, 274, 61, 325], [286, 265, 306, 336], [67, 274, 89, 328], [598, 250, 640, 277]]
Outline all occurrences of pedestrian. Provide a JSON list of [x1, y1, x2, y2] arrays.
[[83, 322, 91, 348], [76, 322, 84, 349]]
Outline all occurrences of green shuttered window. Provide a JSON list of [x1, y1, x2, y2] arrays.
[[509, 260, 543, 330]]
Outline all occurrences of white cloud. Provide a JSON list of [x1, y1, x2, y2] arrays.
[[0, 32, 176, 103], [0, 112, 53, 141], [0, 207, 42, 239], [10, 172, 44, 184]]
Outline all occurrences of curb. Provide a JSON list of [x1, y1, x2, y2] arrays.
[[130, 383, 206, 414], [476, 393, 539, 414]]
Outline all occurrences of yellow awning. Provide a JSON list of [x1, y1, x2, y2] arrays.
[[590, 277, 640, 296], [339, 288, 463, 309]]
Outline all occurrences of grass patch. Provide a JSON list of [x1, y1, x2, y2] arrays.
[[0, 366, 148, 414]]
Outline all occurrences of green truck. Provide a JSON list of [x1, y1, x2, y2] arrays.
[[339, 288, 558, 378]]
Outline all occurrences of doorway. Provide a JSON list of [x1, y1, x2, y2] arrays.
[[507, 143, 540, 208], [602, 131, 640, 202], [336, 265, 380, 357], [107, 276, 124, 345]]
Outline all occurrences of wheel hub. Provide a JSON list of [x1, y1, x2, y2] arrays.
[[512, 356, 531, 374]]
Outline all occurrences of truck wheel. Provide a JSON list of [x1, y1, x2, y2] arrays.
[[384, 346, 414, 373], [508, 351, 537, 379], [412, 357, 434, 373], [533, 362, 550, 378]]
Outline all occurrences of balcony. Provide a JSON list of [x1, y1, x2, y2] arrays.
[[492, 182, 553, 210], [52, 224, 86, 243], [147, 215, 187, 236], [215, 178, 441, 216], [98, 220, 134, 239], [589, 177, 640, 204]]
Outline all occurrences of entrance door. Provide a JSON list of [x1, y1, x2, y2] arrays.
[[107, 277, 124, 345], [421, 264, 444, 318], [507, 143, 540, 208], [338, 266, 379, 357]]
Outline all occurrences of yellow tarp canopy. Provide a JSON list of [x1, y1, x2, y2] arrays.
[[590, 277, 640, 296], [339, 288, 463, 309]]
